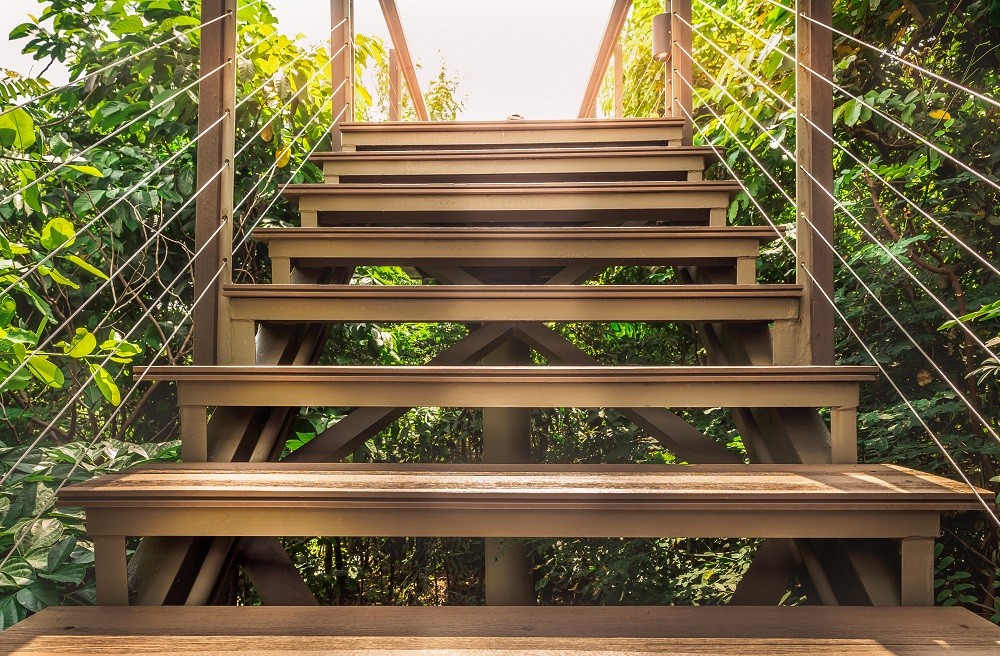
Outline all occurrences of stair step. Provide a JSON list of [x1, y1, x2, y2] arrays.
[[143, 366, 878, 412], [223, 284, 802, 323], [254, 226, 780, 284], [340, 118, 683, 150], [282, 182, 740, 227], [311, 146, 718, 183], [8, 606, 999, 654], [58, 464, 984, 605]]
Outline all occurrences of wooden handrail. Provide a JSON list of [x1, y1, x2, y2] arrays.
[[579, 0, 632, 118], [378, 0, 429, 121]]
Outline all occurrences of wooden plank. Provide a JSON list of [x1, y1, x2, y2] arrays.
[[329, 0, 353, 147], [192, 0, 236, 365], [5, 606, 999, 654], [238, 538, 318, 606], [58, 464, 987, 507], [796, 0, 836, 365], [224, 284, 803, 323], [254, 226, 781, 270], [377, 0, 428, 121], [579, 0, 632, 118], [284, 181, 739, 226], [670, 0, 693, 144], [311, 146, 719, 183], [339, 117, 683, 149], [387, 47, 401, 121]]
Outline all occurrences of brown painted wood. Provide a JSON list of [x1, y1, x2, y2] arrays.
[[377, 0, 428, 120], [223, 284, 802, 323], [579, 0, 632, 118], [58, 464, 987, 509], [5, 606, 999, 654], [339, 118, 683, 149], [254, 226, 781, 274]]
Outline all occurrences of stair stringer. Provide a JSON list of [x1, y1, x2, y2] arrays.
[[128, 267, 354, 605], [678, 259, 903, 606]]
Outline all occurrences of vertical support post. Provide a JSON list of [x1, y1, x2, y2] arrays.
[[330, 0, 354, 148], [193, 0, 236, 366], [900, 536, 936, 606], [483, 339, 535, 606], [613, 42, 624, 118], [795, 0, 835, 365], [669, 0, 693, 144], [388, 48, 403, 121], [93, 534, 129, 605]]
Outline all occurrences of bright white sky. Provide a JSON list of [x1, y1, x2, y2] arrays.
[[1, 0, 617, 119]]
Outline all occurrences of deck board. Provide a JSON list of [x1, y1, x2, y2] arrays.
[[4, 606, 999, 655]]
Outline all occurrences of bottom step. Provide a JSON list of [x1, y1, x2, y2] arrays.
[[3, 606, 999, 654]]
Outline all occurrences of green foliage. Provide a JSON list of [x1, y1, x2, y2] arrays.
[[0, 439, 177, 629]]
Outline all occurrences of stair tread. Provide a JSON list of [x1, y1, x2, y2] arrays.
[[311, 145, 719, 160], [283, 181, 741, 195], [9, 606, 997, 654], [253, 226, 784, 239], [341, 118, 684, 131], [57, 464, 986, 507], [141, 365, 879, 382], [222, 284, 803, 298]]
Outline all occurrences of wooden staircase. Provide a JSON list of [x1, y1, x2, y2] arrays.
[[4, 117, 998, 654]]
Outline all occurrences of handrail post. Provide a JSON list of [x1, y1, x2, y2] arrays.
[[795, 0, 835, 365], [194, 0, 236, 365], [669, 0, 693, 144], [330, 0, 354, 148], [388, 48, 402, 121]]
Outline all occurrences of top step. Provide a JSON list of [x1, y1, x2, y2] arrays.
[[340, 118, 684, 151]]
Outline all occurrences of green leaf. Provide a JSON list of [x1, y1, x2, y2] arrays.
[[63, 254, 108, 280], [89, 363, 121, 405], [46, 536, 76, 572], [15, 580, 58, 612], [15, 518, 63, 554], [66, 164, 104, 178], [25, 355, 64, 388], [39, 563, 86, 584], [0, 107, 36, 150], [110, 15, 146, 37], [39, 217, 76, 251], [0, 560, 34, 589], [0, 594, 26, 631], [0, 295, 15, 327], [64, 328, 97, 358]]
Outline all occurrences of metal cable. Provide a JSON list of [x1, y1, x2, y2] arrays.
[[690, 0, 1000, 278], [0, 164, 227, 393], [675, 97, 1000, 528], [673, 52, 1000, 447], [760, 0, 1000, 111], [674, 26, 1000, 366], [0, 114, 226, 301]]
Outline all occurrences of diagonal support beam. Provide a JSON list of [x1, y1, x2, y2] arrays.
[[239, 537, 318, 605], [513, 322, 740, 464], [284, 322, 518, 461], [378, 0, 429, 121], [579, 0, 633, 118]]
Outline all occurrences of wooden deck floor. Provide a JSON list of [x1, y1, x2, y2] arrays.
[[3, 606, 999, 655]]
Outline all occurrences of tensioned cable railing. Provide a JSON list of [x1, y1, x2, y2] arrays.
[[671, 54, 1000, 452], [0, 2, 261, 119], [690, 0, 1000, 279], [666, 4, 999, 521], [671, 36, 1000, 448], [675, 13, 1000, 369], [1, 3, 346, 456], [676, 99, 1000, 529], [0, 3, 350, 562], [758, 0, 1000, 111]]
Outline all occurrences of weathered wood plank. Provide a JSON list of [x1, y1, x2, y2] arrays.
[[6, 603, 999, 655], [224, 284, 802, 323]]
